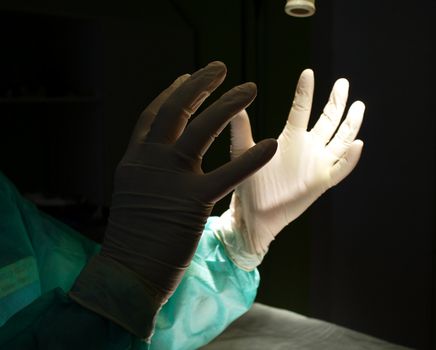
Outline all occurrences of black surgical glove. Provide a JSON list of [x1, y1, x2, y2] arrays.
[[70, 61, 277, 340]]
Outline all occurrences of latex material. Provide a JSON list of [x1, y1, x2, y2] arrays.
[[215, 69, 365, 270], [0, 170, 259, 349], [70, 61, 277, 338]]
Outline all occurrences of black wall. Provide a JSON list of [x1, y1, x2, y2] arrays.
[[309, 1, 435, 349]]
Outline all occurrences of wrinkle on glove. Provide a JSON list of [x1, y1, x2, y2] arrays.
[[70, 61, 277, 339], [215, 69, 365, 270]]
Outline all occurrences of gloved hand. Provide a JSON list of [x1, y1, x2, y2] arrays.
[[214, 69, 365, 270], [69, 61, 277, 339]]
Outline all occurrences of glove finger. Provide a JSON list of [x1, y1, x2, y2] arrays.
[[202, 139, 277, 201], [175, 82, 257, 159], [128, 73, 190, 148], [230, 109, 256, 159], [286, 69, 314, 129], [329, 139, 364, 187], [327, 101, 365, 158], [311, 78, 349, 144], [146, 61, 227, 144]]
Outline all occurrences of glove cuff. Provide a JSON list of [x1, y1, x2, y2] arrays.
[[69, 254, 165, 341], [212, 209, 266, 271]]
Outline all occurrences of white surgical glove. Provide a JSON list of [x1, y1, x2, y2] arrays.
[[214, 69, 365, 270]]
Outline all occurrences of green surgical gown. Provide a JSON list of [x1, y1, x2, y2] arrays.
[[0, 171, 259, 349]]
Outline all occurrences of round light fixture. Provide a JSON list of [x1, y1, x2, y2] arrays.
[[284, 0, 316, 17]]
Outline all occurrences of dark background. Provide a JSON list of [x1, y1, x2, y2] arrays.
[[0, 1, 434, 349]]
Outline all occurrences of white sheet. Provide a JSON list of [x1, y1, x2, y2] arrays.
[[201, 303, 413, 350]]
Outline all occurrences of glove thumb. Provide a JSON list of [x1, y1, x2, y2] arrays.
[[330, 139, 364, 186], [230, 110, 256, 159]]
